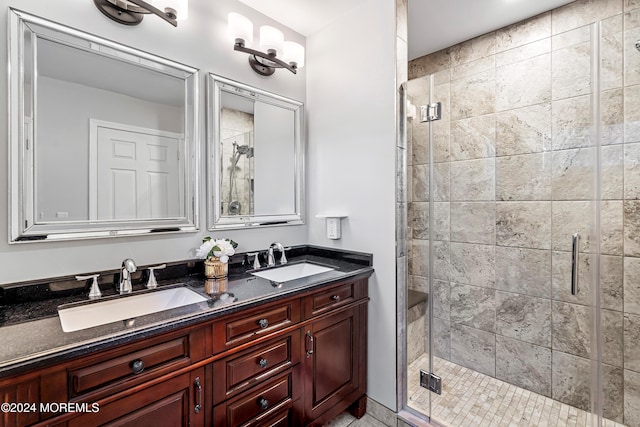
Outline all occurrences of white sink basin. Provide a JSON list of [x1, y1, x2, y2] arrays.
[[251, 262, 335, 283], [58, 287, 208, 333]]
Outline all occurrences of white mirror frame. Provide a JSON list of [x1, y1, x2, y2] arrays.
[[207, 74, 305, 230], [8, 9, 199, 243]]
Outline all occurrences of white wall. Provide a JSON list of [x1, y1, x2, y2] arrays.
[[306, 0, 398, 411], [0, 0, 307, 284]]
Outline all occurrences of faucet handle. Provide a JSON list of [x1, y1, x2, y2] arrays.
[[146, 264, 166, 289], [247, 252, 261, 269], [76, 274, 101, 299]]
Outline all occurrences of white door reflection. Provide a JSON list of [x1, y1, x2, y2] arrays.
[[90, 121, 183, 221]]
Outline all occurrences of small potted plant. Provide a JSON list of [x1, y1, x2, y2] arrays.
[[196, 237, 238, 279]]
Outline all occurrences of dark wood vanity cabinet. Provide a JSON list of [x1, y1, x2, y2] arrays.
[[303, 305, 366, 423], [67, 367, 205, 427], [0, 376, 40, 427], [210, 278, 368, 426], [1, 276, 369, 427]]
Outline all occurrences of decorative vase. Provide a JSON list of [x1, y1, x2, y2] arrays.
[[204, 257, 228, 279]]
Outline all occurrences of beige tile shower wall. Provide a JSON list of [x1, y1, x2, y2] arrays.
[[407, 0, 640, 425]]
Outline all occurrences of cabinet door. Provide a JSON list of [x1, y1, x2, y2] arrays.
[[0, 377, 39, 427], [68, 368, 204, 427], [303, 305, 363, 421]]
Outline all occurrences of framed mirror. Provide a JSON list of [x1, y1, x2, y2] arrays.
[[207, 74, 304, 229], [8, 9, 199, 243]]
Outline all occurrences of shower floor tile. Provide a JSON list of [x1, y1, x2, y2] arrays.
[[408, 354, 625, 427]]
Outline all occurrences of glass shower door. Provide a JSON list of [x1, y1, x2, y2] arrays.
[[405, 73, 434, 421], [404, 20, 613, 426], [599, 11, 638, 426]]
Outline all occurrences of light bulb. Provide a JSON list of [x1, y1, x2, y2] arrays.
[[260, 26, 284, 56], [228, 13, 253, 47], [283, 41, 305, 68]]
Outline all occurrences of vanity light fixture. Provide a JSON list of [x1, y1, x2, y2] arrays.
[[228, 12, 305, 76], [93, 0, 188, 27]]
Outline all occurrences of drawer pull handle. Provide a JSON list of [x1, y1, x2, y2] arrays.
[[258, 358, 269, 369], [258, 397, 269, 410], [194, 377, 202, 414], [130, 359, 145, 374], [331, 295, 341, 301], [257, 318, 269, 329], [305, 331, 314, 358]]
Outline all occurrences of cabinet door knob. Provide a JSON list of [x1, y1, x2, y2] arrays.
[[258, 397, 269, 410], [258, 358, 269, 369], [130, 359, 145, 374], [331, 295, 340, 301], [257, 318, 269, 329]]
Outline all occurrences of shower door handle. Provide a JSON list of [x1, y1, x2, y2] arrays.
[[571, 233, 580, 296]]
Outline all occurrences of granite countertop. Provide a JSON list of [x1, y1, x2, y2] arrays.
[[0, 246, 373, 378]]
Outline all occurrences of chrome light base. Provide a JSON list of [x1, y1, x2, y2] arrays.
[[93, 0, 178, 27], [249, 56, 277, 76], [94, 0, 144, 25]]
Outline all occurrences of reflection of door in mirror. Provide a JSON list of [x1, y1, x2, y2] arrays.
[[89, 121, 184, 221], [220, 103, 255, 217]]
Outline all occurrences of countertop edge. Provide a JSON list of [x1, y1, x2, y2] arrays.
[[0, 266, 374, 379]]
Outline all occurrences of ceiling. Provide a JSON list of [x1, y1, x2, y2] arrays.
[[408, 0, 575, 60], [238, 0, 576, 60], [38, 39, 184, 106]]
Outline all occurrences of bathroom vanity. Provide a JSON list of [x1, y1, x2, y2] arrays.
[[0, 247, 372, 427]]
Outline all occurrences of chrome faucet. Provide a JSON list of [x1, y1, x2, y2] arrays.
[[118, 258, 137, 294], [267, 242, 287, 267]]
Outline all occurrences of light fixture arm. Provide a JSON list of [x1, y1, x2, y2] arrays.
[[234, 42, 297, 75], [94, 0, 178, 27], [127, 0, 178, 26]]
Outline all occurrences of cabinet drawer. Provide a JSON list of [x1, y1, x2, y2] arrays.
[[213, 330, 301, 404], [303, 281, 356, 318], [212, 300, 300, 353], [70, 337, 188, 397], [67, 326, 207, 400], [256, 404, 301, 427], [213, 367, 301, 427]]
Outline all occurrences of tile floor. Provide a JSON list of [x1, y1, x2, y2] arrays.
[[323, 412, 391, 427], [408, 354, 625, 427]]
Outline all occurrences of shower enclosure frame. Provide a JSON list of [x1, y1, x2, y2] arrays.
[[397, 20, 611, 426]]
